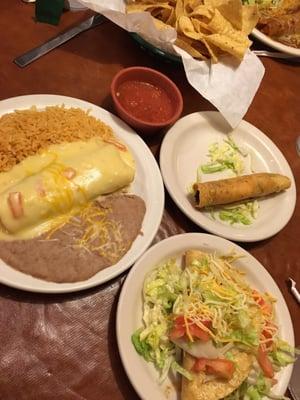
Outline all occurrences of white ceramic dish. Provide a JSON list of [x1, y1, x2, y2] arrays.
[[252, 28, 300, 57], [116, 233, 294, 400], [0, 94, 164, 293], [159, 111, 296, 242]]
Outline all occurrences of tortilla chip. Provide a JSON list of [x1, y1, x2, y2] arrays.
[[178, 15, 203, 39], [181, 351, 254, 400], [205, 33, 250, 59], [241, 5, 259, 35], [176, 0, 185, 19], [175, 36, 209, 59], [205, 0, 244, 30], [189, 4, 214, 20], [126, 3, 174, 23], [126, 0, 258, 62]]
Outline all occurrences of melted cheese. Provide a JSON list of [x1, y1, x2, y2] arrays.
[[0, 138, 135, 240]]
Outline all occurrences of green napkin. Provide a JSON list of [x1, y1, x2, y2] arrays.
[[35, 0, 65, 25]]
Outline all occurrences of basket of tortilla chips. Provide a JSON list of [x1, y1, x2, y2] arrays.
[[126, 0, 259, 63]]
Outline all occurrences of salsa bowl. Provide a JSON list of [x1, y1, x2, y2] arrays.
[[111, 66, 183, 134]]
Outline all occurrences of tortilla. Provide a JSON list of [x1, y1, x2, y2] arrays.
[[0, 194, 146, 283], [193, 173, 291, 208], [181, 350, 254, 400], [185, 249, 208, 267]]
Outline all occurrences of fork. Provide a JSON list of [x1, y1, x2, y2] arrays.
[[253, 50, 300, 62]]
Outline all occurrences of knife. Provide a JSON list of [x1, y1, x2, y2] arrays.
[[14, 14, 106, 68]]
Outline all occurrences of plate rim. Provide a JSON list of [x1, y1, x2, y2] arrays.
[[159, 111, 296, 242], [252, 28, 300, 57], [116, 232, 295, 400], [0, 94, 165, 294]]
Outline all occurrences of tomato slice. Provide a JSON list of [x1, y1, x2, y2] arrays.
[[257, 345, 274, 378], [188, 324, 210, 342], [192, 358, 235, 379], [252, 290, 273, 314], [192, 358, 206, 372], [169, 324, 185, 340], [205, 359, 235, 380], [169, 315, 211, 342]]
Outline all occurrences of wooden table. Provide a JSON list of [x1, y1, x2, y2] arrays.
[[0, 2, 299, 399]]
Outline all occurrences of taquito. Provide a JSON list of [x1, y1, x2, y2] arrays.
[[193, 173, 291, 209]]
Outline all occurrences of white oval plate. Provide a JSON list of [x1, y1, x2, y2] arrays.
[[117, 233, 294, 400], [159, 111, 296, 242], [0, 95, 164, 293], [252, 28, 300, 57]]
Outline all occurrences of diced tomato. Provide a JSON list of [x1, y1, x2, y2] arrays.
[[257, 345, 274, 378], [169, 315, 211, 342], [262, 329, 273, 340], [252, 290, 272, 314], [192, 358, 206, 372], [189, 324, 210, 342], [174, 315, 185, 326], [169, 316, 186, 340], [261, 321, 277, 350], [261, 328, 273, 348], [8, 192, 24, 219], [169, 324, 185, 340], [192, 358, 235, 380], [62, 167, 76, 180], [205, 359, 235, 380]]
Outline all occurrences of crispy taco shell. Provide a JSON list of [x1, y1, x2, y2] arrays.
[[181, 351, 253, 400]]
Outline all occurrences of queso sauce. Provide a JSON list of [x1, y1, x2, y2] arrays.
[[116, 80, 173, 123]]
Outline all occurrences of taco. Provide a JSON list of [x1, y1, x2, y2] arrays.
[[132, 248, 297, 399]]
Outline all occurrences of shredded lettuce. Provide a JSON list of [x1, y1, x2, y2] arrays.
[[171, 360, 193, 381], [200, 136, 247, 176], [226, 328, 260, 347], [224, 374, 282, 400], [131, 328, 152, 361], [217, 201, 259, 225], [269, 339, 298, 367], [132, 259, 190, 378]]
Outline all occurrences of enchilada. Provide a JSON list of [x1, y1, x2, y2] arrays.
[[0, 137, 135, 237]]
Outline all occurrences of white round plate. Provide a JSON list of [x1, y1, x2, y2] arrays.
[[252, 28, 300, 57], [0, 95, 164, 293], [159, 111, 296, 242], [117, 233, 294, 400]]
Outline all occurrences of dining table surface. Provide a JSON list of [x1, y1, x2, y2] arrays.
[[0, 1, 299, 399]]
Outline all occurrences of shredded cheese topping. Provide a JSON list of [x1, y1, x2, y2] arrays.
[[45, 200, 127, 263], [174, 253, 278, 349]]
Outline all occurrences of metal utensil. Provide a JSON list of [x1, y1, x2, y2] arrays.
[[14, 14, 106, 68], [253, 50, 300, 62]]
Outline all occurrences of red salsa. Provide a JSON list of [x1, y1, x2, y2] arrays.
[[116, 80, 173, 123]]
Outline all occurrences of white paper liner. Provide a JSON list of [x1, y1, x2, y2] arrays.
[[77, 0, 265, 128]]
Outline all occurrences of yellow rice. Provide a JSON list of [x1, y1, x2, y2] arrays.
[[0, 105, 115, 172]]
